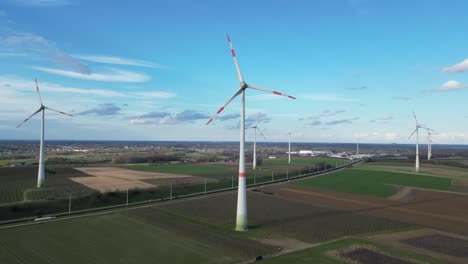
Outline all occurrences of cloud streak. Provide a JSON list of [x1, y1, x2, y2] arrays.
[[74, 55, 164, 69], [11, 0, 70, 6], [32, 66, 150, 82], [77, 103, 122, 116], [308, 110, 346, 120], [132, 110, 210, 125], [2, 32, 90, 74]]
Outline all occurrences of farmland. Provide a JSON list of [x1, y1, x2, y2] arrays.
[[259, 238, 441, 264], [294, 168, 451, 197], [0, 166, 95, 204], [0, 190, 412, 264]]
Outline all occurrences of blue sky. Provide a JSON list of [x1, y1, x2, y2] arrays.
[[1, 0, 468, 144]]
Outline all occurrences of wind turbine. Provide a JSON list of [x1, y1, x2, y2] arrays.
[[427, 131, 436, 160], [16, 79, 73, 188], [248, 113, 265, 170], [408, 111, 431, 173], [206, 35, 296, 231], [356, 136, 359, 155], [288, 129, 292, 164]]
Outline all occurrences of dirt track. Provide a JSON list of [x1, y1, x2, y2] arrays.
[[71, 167, 202, 192], [275, 186, 468, 234]]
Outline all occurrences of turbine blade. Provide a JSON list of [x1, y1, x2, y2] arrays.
[[206, 88, 242, 125], [35, 79, 43, 106], [44, 106, 73, 117], [412, 111, 419, 125], [16, 108, 42, 128], [257, 127, 266, 139], [227, 34, 244, 84], [408, 128, 417, 139], [255, 112, 261, 126], [247, 84, 296, 99]]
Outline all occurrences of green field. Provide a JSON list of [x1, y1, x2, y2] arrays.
[[295, 168, 451, 197], [359, 162, 468, 179], [126, 164, 234, 179], [0, 190, 412, 264], [260, 238, 442, 264], [262, 156, 345, 166], [0, 207, 275, 264], [0, 166, 95, 204]]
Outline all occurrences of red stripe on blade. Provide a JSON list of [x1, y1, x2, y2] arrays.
[[273, 91, 282, 95], [59, 112, 65, 114], [231, 49, 236, 57], [206, 119, 213, 125], [227, 34, 231, 42], [239, 172, 246, 177], [217, 107, 225, 114], [288, 95, 296, 99]]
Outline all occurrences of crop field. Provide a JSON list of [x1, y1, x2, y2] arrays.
[[259, 238, 441, 264], [158, 191, 410, 243], [0, 189, 412, 264], [294, 168, 451, 197], [262, 156, 344, 167], [0, 166, 96, 204], [0, 207, 275, 264], [359, 162, 468, 179], [127, 163, 287, 181]]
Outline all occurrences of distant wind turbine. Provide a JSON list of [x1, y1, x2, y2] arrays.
[[206, 35, 296, 231], [288, 129, 292, 164], [248, 113, 266, 170], [16, 79, 73, 188], [427, 131, 436, 160], [408, 111, 432, 173], [356, 136, 360, 155]]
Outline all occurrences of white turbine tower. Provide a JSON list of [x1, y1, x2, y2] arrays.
[[427, 131, 436, 160], [248, 113, 265, 170], [206, 35, 296, 231], [408, 111, 431, 173], [356, 136, 359, 155], [16, 79, 73, 188], [288, 129, 292, 164]]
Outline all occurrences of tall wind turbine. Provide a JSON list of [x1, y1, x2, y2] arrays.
[[408, 111, 431, 173], [288, 129, 292, 164], [206, 35, 296, 231], [249, 113, 265, 170], [16, 79, 73, 188], [427, 131, 436, 160], [356, 136, 359, 155]]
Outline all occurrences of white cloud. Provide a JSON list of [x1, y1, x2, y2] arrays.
[[32, 66, 150, 83], [74, 55, 164, 69], [130, 119, 146, 125], [434, 80, 465, 92], [442, 59, 468, 73]]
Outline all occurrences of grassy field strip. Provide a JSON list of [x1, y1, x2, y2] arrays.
[[0, 161, 363, 230], [283, 188, 468, 225], [358, 163, 468, 179], [295, 169, 451, 197]]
